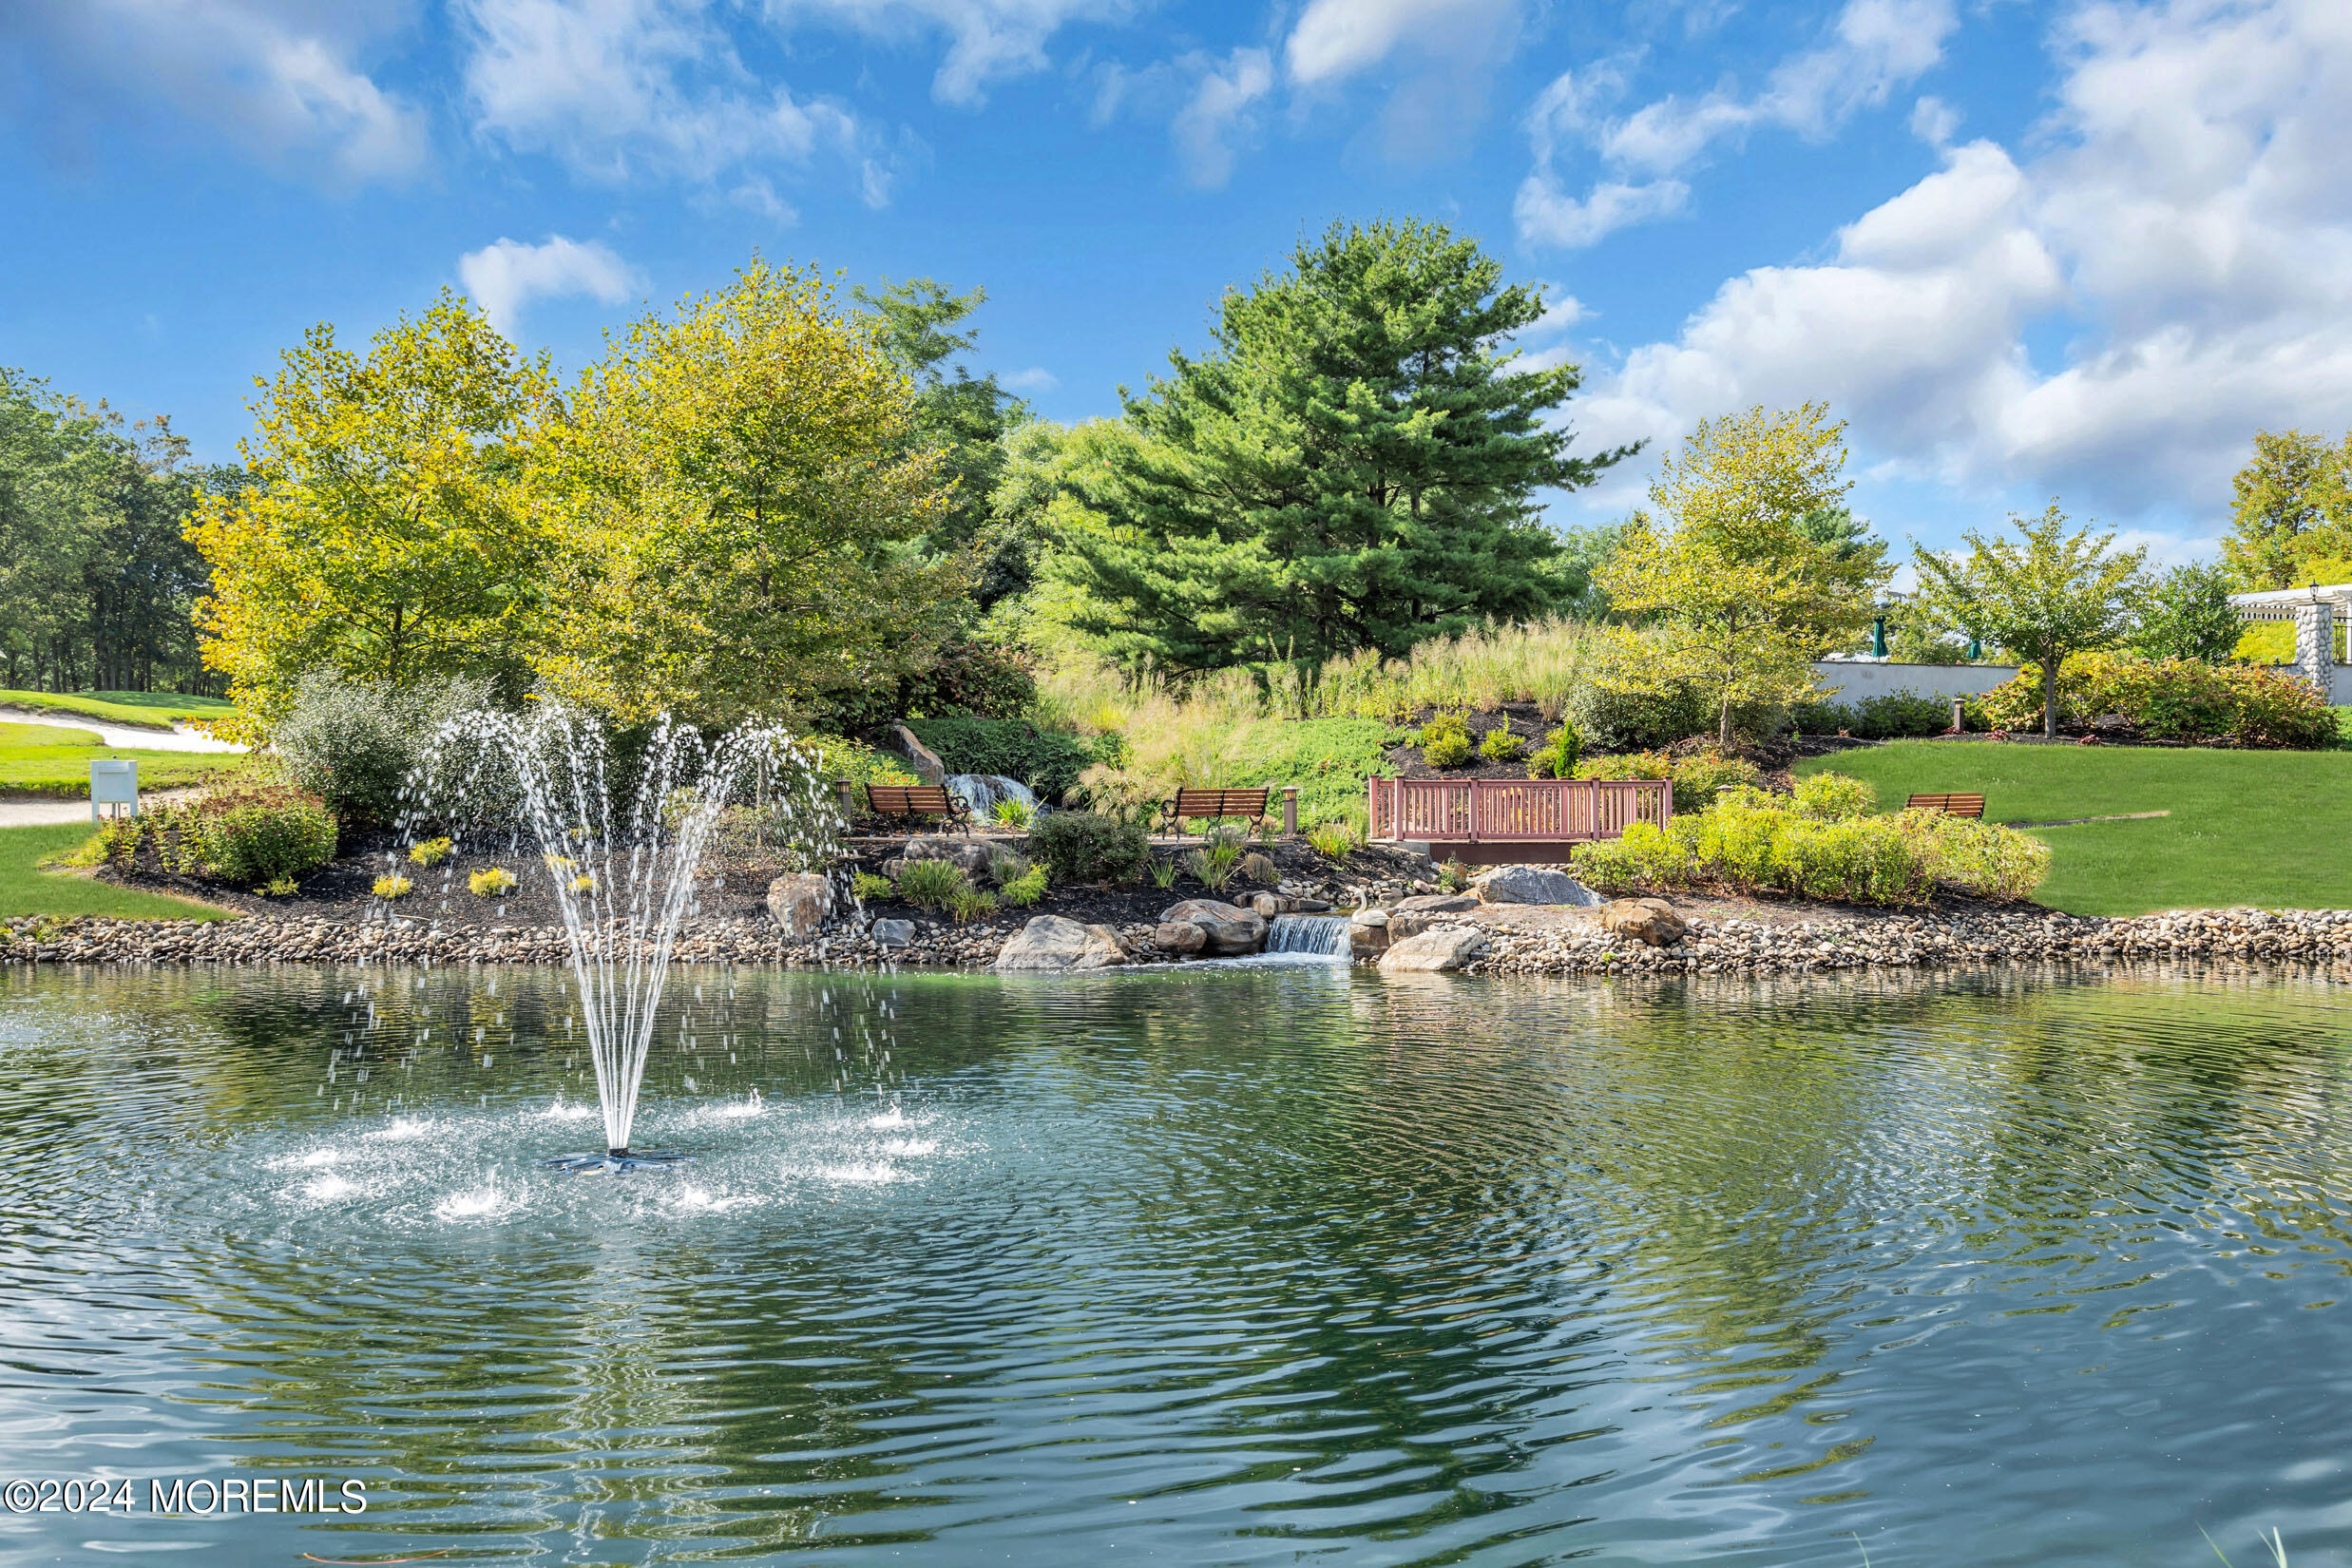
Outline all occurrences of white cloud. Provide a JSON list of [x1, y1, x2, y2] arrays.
[[770, 0, 1131, 107], [1003, 367, 1059, 392], [1518, 0, 1959, 247], [1907, 93, 1960, 146], [0, 0, 426, 184], [1172, 47, 1273, 188], [458, 0, 889, 200], [1566, 0, 2352, 526], [458, 236, 642, 335], [1283, 0, 1523, 160]]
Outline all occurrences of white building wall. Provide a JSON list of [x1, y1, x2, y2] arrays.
[[1808, 661, 2020, 702]]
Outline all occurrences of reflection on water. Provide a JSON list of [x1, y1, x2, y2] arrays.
[[1, 962, 2349, 1565]]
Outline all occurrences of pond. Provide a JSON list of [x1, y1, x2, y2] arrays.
[[2, 962, 2348, 1565]]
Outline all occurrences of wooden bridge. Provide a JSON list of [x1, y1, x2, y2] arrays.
[[1367, 776, 1673, 865]]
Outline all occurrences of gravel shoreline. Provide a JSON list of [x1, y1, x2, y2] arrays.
[[5, 906, 2351, 976]]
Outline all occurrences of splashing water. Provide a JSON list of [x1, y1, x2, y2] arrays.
[[1263, 913, 1350, 958], [945, 774, 1039, 818], [400, 708, 841, 1159]]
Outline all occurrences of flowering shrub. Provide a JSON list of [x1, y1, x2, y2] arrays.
[[468, 867, 517, 897], [408, 836, 452, 867], [373, 873, 412, 899], [1573, 784, 2048, 905], [1978, 652, 2337, 748]]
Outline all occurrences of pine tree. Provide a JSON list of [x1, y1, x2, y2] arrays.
[[1052, 219, 1631, 673]]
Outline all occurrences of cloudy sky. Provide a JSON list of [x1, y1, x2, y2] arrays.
[[5, 0, 2349, 559]]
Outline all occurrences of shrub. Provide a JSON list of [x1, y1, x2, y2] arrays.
[[1307, 820, 1357, 858], [1978, 652, 2338, 748], [894, 858, 968, 910], [1186, 830, 1245, 892], [1577, 749, 1761, 813], [851, 870, 896, 902], [1240, 851, 1276, 885], [808, 634, 1040, 732], [1570, 788, 2047, 906], [190, 783, 338, 886], [272, 670, 495, 827], [1845, 689, 1954, 739], [800, 735, 920, 790], [409, 836, 452, 867], [373, 873, 412, 899], [992, 797, 1035, 830], [1026, 812, 1149, 884], [570, 873, 597, 894], [988, 848, 1034, 888], [1478, 726, 1525, 762], [1438, 858, 1472, 892], [1000, 866, 1048, 907], [904, 717, 1100, 799], [1791, 771, 1875, 820], [468, 867, 516, 897], [259, 874, 297, 897], [946, 886, 999, 925], [1419, 712, 1473, 768], [1525, 724, 1581, 779], [1148, 855, 1179, 889]]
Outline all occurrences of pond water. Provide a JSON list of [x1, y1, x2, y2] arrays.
[[2, 962, 2349, 1566]]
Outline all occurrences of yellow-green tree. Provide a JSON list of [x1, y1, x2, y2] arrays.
[[533, 260, 964, 725], [186, 294, 557, 726], [1597, 403, 1889, 745], [2220, 428, 2352, 590]]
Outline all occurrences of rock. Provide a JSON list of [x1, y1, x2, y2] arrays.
[[766, 872, 833, 939], [1379, 926, 1490, 973], [1598, 897, 1687, 947], [1349, 923, 1389, 956], [1246, 891, 1290, 917], [1395, 893, 1479, 914], [902, 836, 996, 875], [870, 918, 916, 949], [994, 914, 1127, 971], [1157, 898, 1268, 955], [1473, 865, 1598, 907], [1153, 921, 1209, 955]]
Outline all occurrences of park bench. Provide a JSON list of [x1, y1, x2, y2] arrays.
[[1904, 793, 1985, 818], [1163, 787, 1272, 832], [865, 783, 970, 829]]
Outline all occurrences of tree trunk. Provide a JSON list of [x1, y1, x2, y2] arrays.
[[2041, 659, 2058, 739], [1719, 695, 1734, 749]]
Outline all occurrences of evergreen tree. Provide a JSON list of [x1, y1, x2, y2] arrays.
[[1052, 218, 1632, 673]]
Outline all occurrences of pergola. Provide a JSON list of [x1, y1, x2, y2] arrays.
[[2228, 583, 2351, 687]]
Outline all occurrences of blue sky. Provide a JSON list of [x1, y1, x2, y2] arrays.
[[6, 0, 2350, 564]]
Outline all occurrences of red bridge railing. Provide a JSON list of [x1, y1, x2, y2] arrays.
[[1367, 776, 1672, 843]]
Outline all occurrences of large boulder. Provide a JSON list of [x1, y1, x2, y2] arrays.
[[1474, 865, 1599, 907], [994, 915, 1128, 971], [1388, 893, 1479, 940], [1157, 898, 1267, 955], [1152, 921, 1209, 955], [870, 917, 916, 949], [1349, 908, 1391, 956], [901, 836, 996, 875], [1598, 897, 1687, 947], [1378, 926, 1491, 973], [766, 872, 834, 940]]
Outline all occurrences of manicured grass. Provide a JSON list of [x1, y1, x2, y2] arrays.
[[0, 721, 101, 748], [0, 688, 236, 728], [0, 824, 231, 921], [1794, 741, 2352, 916], [0, 740, 247, 799]]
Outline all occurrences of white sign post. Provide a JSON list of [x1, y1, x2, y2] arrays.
[[90, 758, 139, 821]]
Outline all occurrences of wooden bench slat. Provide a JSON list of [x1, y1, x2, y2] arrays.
[[1904, 792, 1985, 818], [1169, 787, 1271, 822], [866, 783, 966, 819]]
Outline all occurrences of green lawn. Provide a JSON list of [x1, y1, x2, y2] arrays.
[[0, 726, 247, 798], [1794, 741, 2352, 916], [0, 824, 231, 921], [0, 688, 237, 728]]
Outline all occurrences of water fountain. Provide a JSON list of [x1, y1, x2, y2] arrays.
[[397, 707, 839, 1171], [1263, 913, 1351, 957]]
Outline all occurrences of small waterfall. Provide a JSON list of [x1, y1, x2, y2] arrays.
[[947, 774, 1041, 819], [1265, 914, 1350, 958]]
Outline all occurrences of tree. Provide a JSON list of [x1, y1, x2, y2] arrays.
[[0, 368, 220, 695], [1600, 522, 1856, 747], [855, 277, 1033, 607], [1911, 504, 2147, 738], [1050, 217, 1633, 674], [2220, 429, 2352, 590], [533, 259, 964, 726], [2132, 562, 2244, 663], [186, 294, 557, 723]]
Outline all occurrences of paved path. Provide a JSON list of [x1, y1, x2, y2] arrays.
[[0, 708, 245, 754], [0, 790, 207, 829]]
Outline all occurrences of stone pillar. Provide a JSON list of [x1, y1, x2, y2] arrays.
[[2292, 602, 2335, 694], [1281, 786, 1299, 836]]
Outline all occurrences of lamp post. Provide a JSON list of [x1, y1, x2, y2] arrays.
[[1868, 607, 1890, 659]]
